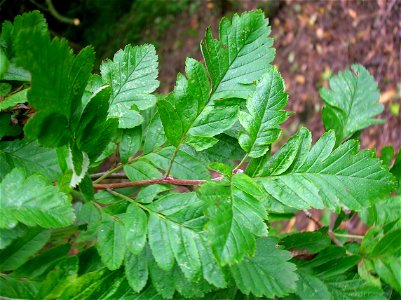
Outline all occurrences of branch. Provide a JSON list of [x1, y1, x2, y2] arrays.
[[90, 172, 127, 180], [45, 0, 80, 25]]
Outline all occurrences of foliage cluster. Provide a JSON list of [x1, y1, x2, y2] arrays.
[[0, 10, 400, 299]]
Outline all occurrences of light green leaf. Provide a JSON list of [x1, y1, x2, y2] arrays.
[[325, 276, 386, 300], [125, 247, 149, 293], [0, 227, 50, 271], [145, 147, 210, 180], [373, 256, 401, 292], [0, 168, 74, 228], [185, 135, 219, 151], [360, 196, 401, 226], [0, 139, 61, 181], [136, 184, 171, 204], [201, 10, 275, 101], [197, 173, 267, 265], [230, 238, 297, 298], [0, 88, 27, 111], [239, 67, 289, 157], [320, 64, 384, 143], [124, 160, 161, 182], [295, 271, 331, 300], [120, 126, 142, 163], [101, 44, 159, 128], [96, 214, 127, 270], [258, 128, 396, 211], [0, 48, 9, 78], [123, 204, 148, 255], [0, 275, 39, 299]]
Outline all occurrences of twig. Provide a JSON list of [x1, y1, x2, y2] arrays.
[[93, 176, 223, 190], [90, 172, 127, 180], [45, 0, 80, 25], [234, 154, 249, 170], [303, 210, 344, 248]]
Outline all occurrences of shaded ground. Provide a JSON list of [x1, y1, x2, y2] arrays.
[[156, 0, 400, 151]]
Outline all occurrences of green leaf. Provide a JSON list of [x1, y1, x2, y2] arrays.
[[15, 26, 94, 147], [0, 83, 12, 96], [0, 275, 39, 299], [120, 126, 142, 163], [320, 64, 384, 143], [360, 196, 401, 226], [0, 224, 27, 250], [124, 159, 161, 181], [239, 67, 289, 157], [96, 214, 127, 270], [75, 85, 118, 161], [101, 44, 159, 128], [158, 11, 274, 155], [123, 204, 148, 255], [295, 271, 331, 300], [198, 173, 267, 265], [0, 227, 50, 271], [258, 128, 396, 211], [0, 48, 8, 78], [0, 139, 61, 181], [0, 88, 28, 111], [35, 256, 79, 299], [142, 110, 166, 154], [229, 238, 297, 298], [12, 244, 70, 279], [0, 168, 74, 228], [373, 256, 401, 292], [281, 231, 331, 253], [125, 246, 149, 293], [145, 147, 210, 180], [325, 276, 386, 300], [201, 10, 275, 101]]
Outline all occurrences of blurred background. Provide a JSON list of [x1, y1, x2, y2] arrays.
[[1, 0, 400, 151]]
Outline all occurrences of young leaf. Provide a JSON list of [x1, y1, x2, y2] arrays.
[[101, 44, 159, 128], [197, 173, 267, 265], [0, 168, 74, 228], [239, 67, 289, 158], [229, 238, 297, 298], [258, 128, 396, 211], [320, 64, 384, 143]]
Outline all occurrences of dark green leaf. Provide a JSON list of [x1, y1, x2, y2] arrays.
[[0, 227, 50, 271]]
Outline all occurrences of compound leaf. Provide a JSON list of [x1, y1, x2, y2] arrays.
[[0, 168, 74, 228], [320, 64, 384, 143]]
